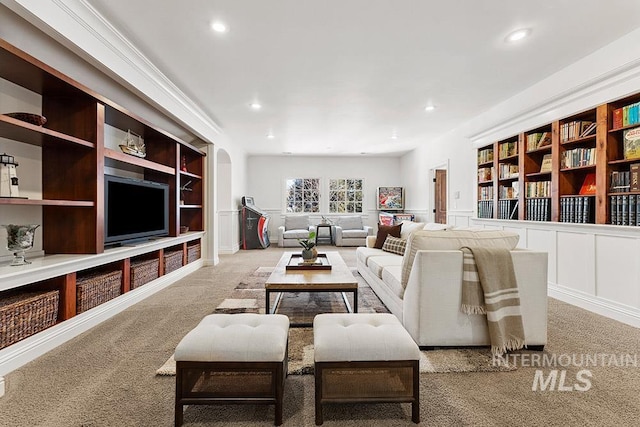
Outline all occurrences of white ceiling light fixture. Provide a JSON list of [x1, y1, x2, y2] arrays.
[[424, 105, 436, 112], [267, 132, 275, 139], [250, 102, 262, 110], [211, 21, 228, 33], [505, 28, 531, 43]]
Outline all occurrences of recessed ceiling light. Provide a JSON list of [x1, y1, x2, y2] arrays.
[[250, 102, 262, 110], [267, 133, 275, 139], [424, 105, 436, 112], [505, 28, 531, 43], [211, 21, 228, 33], [390, 133, 398, 140]]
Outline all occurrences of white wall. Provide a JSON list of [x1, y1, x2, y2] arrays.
[[247, 155, 402, 237]]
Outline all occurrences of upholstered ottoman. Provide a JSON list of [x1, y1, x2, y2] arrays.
[[313, 313, 420, 425], [174, 313, 290, 426]]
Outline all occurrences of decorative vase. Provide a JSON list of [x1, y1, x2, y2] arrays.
[[301, 247, 318, 263], [3, 224, 39, 266]]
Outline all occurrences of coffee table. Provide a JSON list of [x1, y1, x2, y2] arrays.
[[265, 251, 358, 327]]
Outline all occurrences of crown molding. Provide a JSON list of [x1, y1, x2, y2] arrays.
[[4, 0, 223, 144]]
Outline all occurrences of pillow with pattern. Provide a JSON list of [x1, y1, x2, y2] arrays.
[[381, 235, 406, 256]]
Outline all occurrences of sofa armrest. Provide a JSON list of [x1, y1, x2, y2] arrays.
[[277, 225, 285, 247], [363, 226, 374, 236], [333, 225, 344, 246]]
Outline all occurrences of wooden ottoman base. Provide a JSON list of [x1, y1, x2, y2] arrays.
[[175, 357, 287, 426], [314, 360, 420, 425]]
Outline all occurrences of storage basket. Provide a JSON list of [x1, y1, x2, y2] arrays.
[[0, 290, 59, 350], [187, 243, 201, 264], [130, 258, 159, 289], [76, 270, 122, 314], [164, 250, 183, 274]]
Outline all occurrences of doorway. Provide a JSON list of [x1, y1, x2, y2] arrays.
[[434, 169, 447, 224]]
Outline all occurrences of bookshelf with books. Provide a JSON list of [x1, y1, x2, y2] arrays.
[[477, 143, 496, 218], [523, 125, 553, 221], [496, 136, 520, 220]]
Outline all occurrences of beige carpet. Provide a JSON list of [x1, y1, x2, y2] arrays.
[[1, 247, 640, 427], [157, 267, 514, 376]]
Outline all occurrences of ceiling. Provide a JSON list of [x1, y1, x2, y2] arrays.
[[83, 0, 640, 156]]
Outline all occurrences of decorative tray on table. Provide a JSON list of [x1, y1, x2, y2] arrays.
[[285, 253, 332, 270]]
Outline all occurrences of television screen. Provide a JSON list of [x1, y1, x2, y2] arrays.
[[104, 175, 169, 245]]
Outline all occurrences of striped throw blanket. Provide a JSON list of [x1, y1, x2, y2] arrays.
[[460, 246, 525, 356]]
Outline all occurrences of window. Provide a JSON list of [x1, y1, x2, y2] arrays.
[[285, 178, 320, 212], [329, 179, 364, 213]]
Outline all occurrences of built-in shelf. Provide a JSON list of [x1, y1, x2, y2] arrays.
[[0, 198, 94, 206], [103, 148, 175, 175], [0, 115, 95, 148], [180, 170, 202, 180]]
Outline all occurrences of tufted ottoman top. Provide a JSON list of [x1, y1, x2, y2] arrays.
[[175, 313, 290, 362], [313, 313, 420, 362]]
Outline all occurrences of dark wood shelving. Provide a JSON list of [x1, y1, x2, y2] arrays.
[[526, 171, 552, 178], [104, 148, 175, 175], [608, 158, 640, 166], [560, 164, 596, 172], [0, 198, 94, 206], [179, 204, 203, 209], [0, 114, 94, 148], [477, 161, 493, 167], [180, 170, 203, 180], [560, 134, 597, 146]]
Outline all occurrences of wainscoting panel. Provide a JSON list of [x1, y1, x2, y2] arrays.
[[526, 228, 558, 285], [218, 210, 239, 254], [556, 231, 595, 295], [594, 234, 640, 309]]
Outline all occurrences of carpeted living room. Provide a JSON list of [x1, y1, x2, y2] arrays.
[[1, 246, 639, 426], [3, 2, 640, 426]]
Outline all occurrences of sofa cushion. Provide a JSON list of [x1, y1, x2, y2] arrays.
[[284, 215, 309, 231], [337, 216, 363, 230], [356, 247, 386, 266], [374, 223, 402, 249], [400, 229, 520, 288], [382, 235, 407, 256], [422, 222, 451, 231], [341, 229, 369, 238], [381, 265, 404, 298], [368, 255, 403, 279], [283, 229, 310, 239], [399, 221, 425, 239]]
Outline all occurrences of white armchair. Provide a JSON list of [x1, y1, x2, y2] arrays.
[[333, 216, 373, 247], [278, 215, 315, 247]]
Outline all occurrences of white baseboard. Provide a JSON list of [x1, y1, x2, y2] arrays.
[[218, 244, 239, 254], [0, 260, 203, 393], [549, 283, 640, 328]]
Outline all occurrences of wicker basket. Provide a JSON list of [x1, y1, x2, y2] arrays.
[[164, 250, 183, 274], [0, 290, 59, 350], [76, 270, 122, 314], [130, 258, 160, 289], [187, 243, 201, 264]]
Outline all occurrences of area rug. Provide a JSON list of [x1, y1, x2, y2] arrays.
[[156, 267, 516, 376]]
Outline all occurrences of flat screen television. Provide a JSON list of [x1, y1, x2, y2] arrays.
[[104, 174, 170, 245]]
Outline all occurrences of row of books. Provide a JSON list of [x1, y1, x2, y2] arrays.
[[478, 167, 493, 182], [477, 200, 494, 218], [560, 120, 596, 142], [526, 198, 551, 221], [498, 141, 517, 159], [498, 164, 518, 179], [499, 182, 519, 199], [478, 186, 493, 200], [613, 103, 640, 129], [559, 196, 594, 224], [561, 147, 596, 169], [526, 132, 551, 151], [478, 148, 494, 164], [610, 195, 639, 226], [610, 170, 631, 193], [497, 199, 518, 220], [526, 181, 551, 198]]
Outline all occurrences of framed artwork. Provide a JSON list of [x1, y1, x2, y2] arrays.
[[376, 186, 404, 210]]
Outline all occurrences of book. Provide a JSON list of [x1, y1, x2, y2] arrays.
[[631, 163, 640, 191], [613, 108, 623, 129], [540, 154, 553, 173], [623, 128, 640, 160], [579, 173, 597, 195], [579, 122, 597, 138], [536, 132, 552, 148]]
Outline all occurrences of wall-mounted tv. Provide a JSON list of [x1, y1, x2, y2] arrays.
[[104, 174, 170, 245]]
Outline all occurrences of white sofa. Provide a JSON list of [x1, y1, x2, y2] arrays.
[[278, 215, 315, 247], [333, 216, 373, 247], [356, 228, 548, 349]]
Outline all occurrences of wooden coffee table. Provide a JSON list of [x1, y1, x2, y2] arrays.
[[265, 251, 358, 327]]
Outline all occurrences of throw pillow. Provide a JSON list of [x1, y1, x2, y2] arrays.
[[374, 223, 402, 249], [399, 221, 426, 239], [381, 235, 406, 256], [284, 215, 309, 231]]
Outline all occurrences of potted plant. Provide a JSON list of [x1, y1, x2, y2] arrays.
[[298, 230, 318, 262]]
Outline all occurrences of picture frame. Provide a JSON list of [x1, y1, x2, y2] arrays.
[[376, 186, 404, 210]]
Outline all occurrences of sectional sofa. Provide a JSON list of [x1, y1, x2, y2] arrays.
[[356, 225, 549, 349]]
